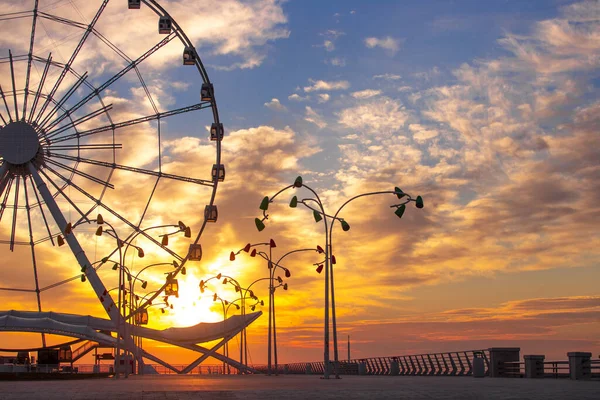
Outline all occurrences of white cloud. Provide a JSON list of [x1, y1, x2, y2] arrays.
[[0, 0, 290, 72], [316, 30, 345, 52], [305, 106, 327, 128], [322, 29, 345, 40], [327, 57, 347, 67], [351, 89, 382, 99], [288, 93, 309, 102], [264, 98, 287, 111], [398, 86, 412, 92], [409, 124, 439, 142], [338, 96, 409, 135], [413, 67, 441, 80], [304, 79, 350, 92], [373, 73, 402, 80], [364, 36, 403, 55], [317, 94, 330, 103]]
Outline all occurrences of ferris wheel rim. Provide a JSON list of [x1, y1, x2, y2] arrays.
[[0, 0, 224, 337]]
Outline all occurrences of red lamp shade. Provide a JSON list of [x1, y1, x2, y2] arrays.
[[316, 264, 324, 274], [331, 255, 337, 264], [243, 243, 251, 252], [250, 249, 257, 257], [316, 245, 324, 253], [270, 239, 276, 248], [230, 251, 235, 261], [285, 269, 291, 278]]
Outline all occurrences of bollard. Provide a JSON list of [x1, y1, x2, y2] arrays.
[[390, 359, 400, 376], [472, 352, 485, 378], [488, 348, 520, 377], [567, 352, 591, 380], [305, 363, 312, 375], [358, 361, 367, 375], [524, 355, 545, 379]]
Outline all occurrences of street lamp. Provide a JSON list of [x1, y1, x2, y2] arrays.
[[255, 177, 423, 378], [212, 293, 264, 374], [230, 241, 322, 375], [200, 273, 270, 371]]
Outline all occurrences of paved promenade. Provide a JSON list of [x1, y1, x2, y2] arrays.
[[0, 374, 598, 399]]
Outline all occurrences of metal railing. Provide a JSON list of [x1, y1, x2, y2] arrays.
[[543, 361, 570, 379], [252, 349, 491, 376]]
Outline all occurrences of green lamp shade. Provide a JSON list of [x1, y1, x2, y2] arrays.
[[259, 196, 270, 211], [416, 195, 424, 209], [255, 218, 265, 231], [394, 187, 406, 199], [289, 196, 298, 208], [341, 220, 350, 231], [313, 210, 322, 223], [395, 204, 406, 218], [294, 176, 303, 187], [81, 265, 87, 273]]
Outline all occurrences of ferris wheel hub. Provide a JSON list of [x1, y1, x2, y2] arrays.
[[0, 121, 40, 166]]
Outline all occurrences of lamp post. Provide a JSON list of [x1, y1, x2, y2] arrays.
[[212, 293, 263, 374], [230, 242, 322, 375], [255, 176, 423, 378], [212, 294, 239, 373], [91, 217, 129, 378], [200, 274, 269, 371]]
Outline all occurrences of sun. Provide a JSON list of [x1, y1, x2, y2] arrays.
[[163, 272, 223, 327]]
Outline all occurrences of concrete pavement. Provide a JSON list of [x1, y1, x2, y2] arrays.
[[0, 374, 598, 399]]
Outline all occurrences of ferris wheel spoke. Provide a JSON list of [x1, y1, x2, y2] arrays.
[[0, 85, 13, 123], [46, 152, 214, 187], [47, 102, 208, 145], [37, 11, 88, 30], [36, 167, 91, 225], [33, 0, 109, 128], [38, 32, 178, 133], [44, 157, 115, 189], [8, 51, 19, 122], [0, 11, 32, 21], [28, 53, 52, 124], [37, 162, 184, 262], [35, 71, 89, 133], [42, 101, 111, 141], [22, 0, 40, 121], [47, 143, 122, 151], [0, 287, 36, 293], [0, 175, 14, 224]]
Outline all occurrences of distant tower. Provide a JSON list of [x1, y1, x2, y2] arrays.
[[347, 335, 350, 361]]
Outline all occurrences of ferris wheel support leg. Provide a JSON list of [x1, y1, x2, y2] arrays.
[[26, 162, 139, 358]]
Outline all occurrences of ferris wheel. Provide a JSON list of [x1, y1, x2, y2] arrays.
[[0, 0, 223, 347]]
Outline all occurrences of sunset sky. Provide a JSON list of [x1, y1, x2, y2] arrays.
[[0, 0, 598, 367]]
